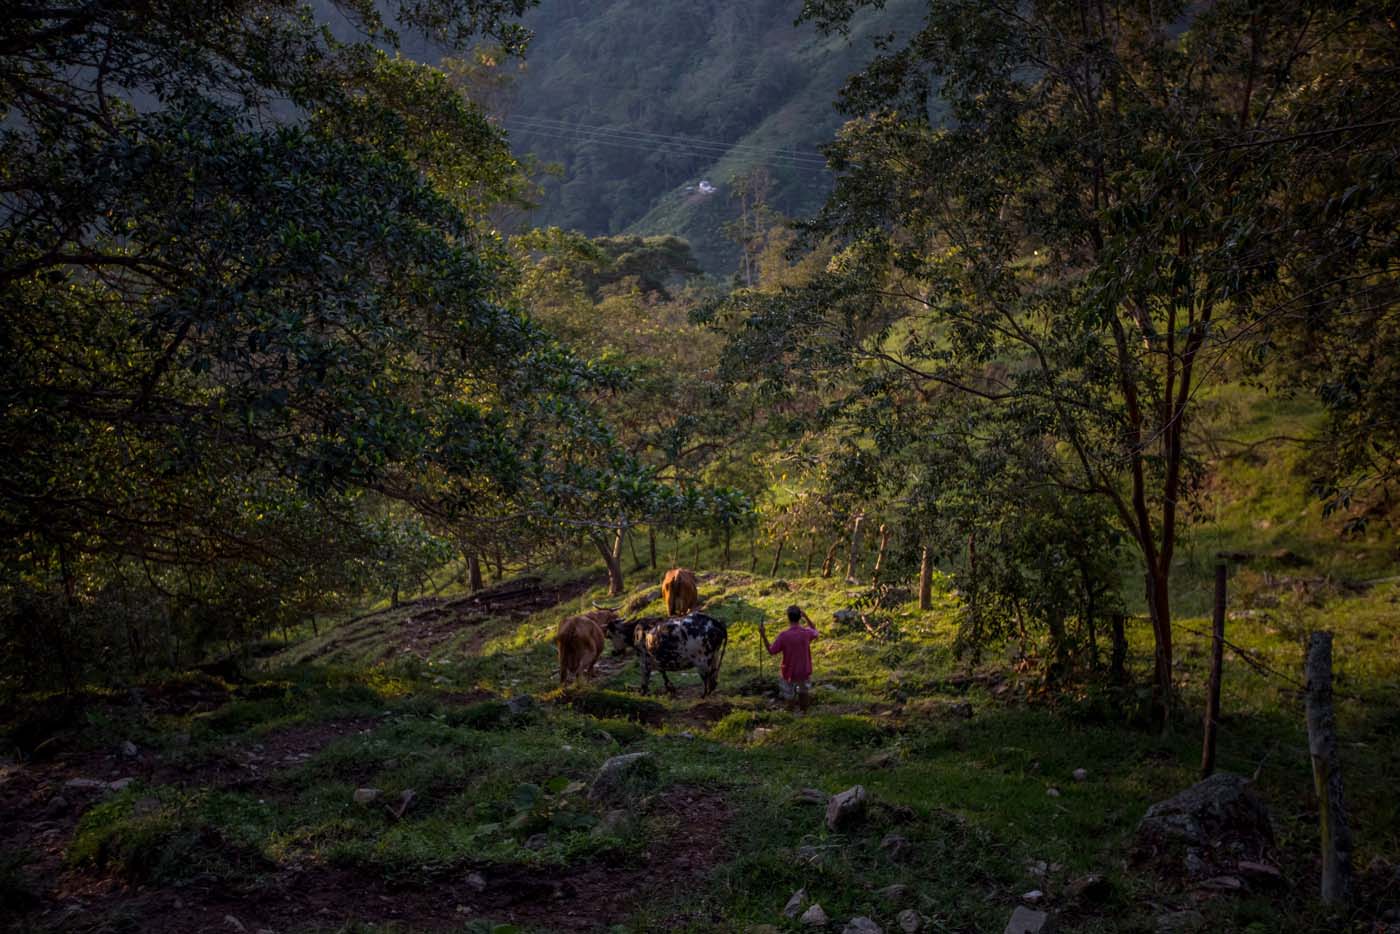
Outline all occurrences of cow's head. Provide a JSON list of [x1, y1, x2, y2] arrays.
[[606, 616, 662, 656]]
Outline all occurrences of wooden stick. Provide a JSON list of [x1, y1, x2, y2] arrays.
[[1305, 631, 1353, 904], [1201, 562, 1226, 778]]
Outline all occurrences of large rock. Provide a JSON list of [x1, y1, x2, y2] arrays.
[[1003, 907, 1050, 934], [843, 918, 881, 934], [784, 888, 809, 919], [800, 904, 829, 926], [825, 785, 868, 831], [588, 752, 658, 802], [896, 910, 920, 933], [1134, 772, 1274, 879]]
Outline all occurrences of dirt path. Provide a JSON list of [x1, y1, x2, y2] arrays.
[[299, 574, 605, 664]]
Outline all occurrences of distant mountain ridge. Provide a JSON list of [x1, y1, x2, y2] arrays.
[[506, 0, 921, 275]]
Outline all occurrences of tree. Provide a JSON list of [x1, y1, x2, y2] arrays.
[[0, 0, 572, 686], [718, 0, 1400, 724]]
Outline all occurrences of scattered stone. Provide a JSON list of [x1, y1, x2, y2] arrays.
[[1045, 787, 1061, 798], [1134, 772, 1275, 880], [1198, 875, 1244, 892], [224, 916, 247, 933], [784, 887, 809, 918], [63, 778, 108, 791], [121, 741, 139, 758], [791, 787, 829, 806], [353, 787, 382, 805], [1236, 860, 1285, 888], [680, 731, 695, 739], [43, 795, 70, 817], [1154, 910, 1205, 933], [833, 609, 860, 625], [1021, 890, 1043, 903], [524, 833, 549, 850], [1072, 768, 1088, 782], [390, 789, 416, 819], [843, 918, 881, 934], [748, 926, 781, 934], [800, 904, 829, 926], [169, 732, 191, 747], [465, 871, 487, 892], [589, 752, 658, 802], [1064, 873, 1110, 904], [896, 909, 920, 933], [825, 785, 868, 831], [877, 884, 909, 903], [865, 749, 900, 769], [794, 844, 824, 865], [1026, 859, 1049, 878], [880, 832, 911, 861], [507, 694, 535, 715], [108, 777, 135, 792], [383, 758, 399, 770], [1003, 906, 1050, 934]]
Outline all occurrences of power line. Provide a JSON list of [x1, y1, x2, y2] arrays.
[[504, 124, 831, 176], [504, 115, 831, 170], [504, 120, 829, 171], [505, 114, 829, 164]]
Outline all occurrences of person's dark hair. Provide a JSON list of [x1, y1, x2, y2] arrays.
[[786, 605, 802, 624]]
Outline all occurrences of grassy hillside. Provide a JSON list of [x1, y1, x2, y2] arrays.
[[4, 556, 1396, 932]]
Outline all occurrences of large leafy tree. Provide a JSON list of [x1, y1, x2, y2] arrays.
[[719, 0, 1399, 724], [0, 0, 600, 687]]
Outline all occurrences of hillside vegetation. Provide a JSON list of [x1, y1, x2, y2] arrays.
[[506, 0, 923, 273]]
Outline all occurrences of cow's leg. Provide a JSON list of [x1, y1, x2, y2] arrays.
[[661, 670, 676, 696], [638, 655, 651, 695]]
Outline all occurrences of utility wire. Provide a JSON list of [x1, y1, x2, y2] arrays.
[[505, 114, 829, 164], [504, 115, 831, 171]]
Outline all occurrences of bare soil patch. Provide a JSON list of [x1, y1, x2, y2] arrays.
[[301, 574, 604, 663]]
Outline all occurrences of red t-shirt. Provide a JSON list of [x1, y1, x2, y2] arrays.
[[768, 624, 819, 682]]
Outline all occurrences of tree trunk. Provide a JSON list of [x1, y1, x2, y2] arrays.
[[1146, 566, 1175, 731], [804, 539, 816, 577], [871, 523, 890, 584], [594, 532, 625, 597], [1201, 562, 1227, 779], [628, 531, 644, 571], [748, 535, 757, 572], [724, 529, 732, 569], [1305, 631, 1353, 904], [820, 537, 840, 578], [1109, 612, 1127, 686], [493, 548, 504, 582], [648, 528, 657, 570], [918, 546, 933, 610], [468, 554, 483, 593], [845, 513, 865, 583], [769, 534, 786, 577]]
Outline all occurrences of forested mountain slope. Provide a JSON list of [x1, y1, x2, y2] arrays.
[[505, 0, 921, 274]]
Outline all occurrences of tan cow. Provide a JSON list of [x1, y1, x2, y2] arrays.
[[661, 567, 698, 617], [554, 609, 615, 685]]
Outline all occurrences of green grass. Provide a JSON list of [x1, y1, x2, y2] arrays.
[[20, 559, 1395, 932]]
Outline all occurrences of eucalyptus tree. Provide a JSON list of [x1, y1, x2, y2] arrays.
[[717, 0, 1399, 724]]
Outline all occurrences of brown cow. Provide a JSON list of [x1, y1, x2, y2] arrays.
[[661, 567, 699, 617], [554, 609, 616, 685]]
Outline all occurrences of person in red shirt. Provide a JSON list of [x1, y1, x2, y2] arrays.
[[759, 605, 820, 713]]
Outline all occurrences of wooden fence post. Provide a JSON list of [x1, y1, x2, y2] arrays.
[[1201, 562, 1226, 778], [918, 546, 933, 610], [1305, 630, 1353, 904]]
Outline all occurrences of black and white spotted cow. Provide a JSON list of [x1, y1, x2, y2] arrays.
[[633, 612, 729, 697], [603, 615, 663, 657]]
